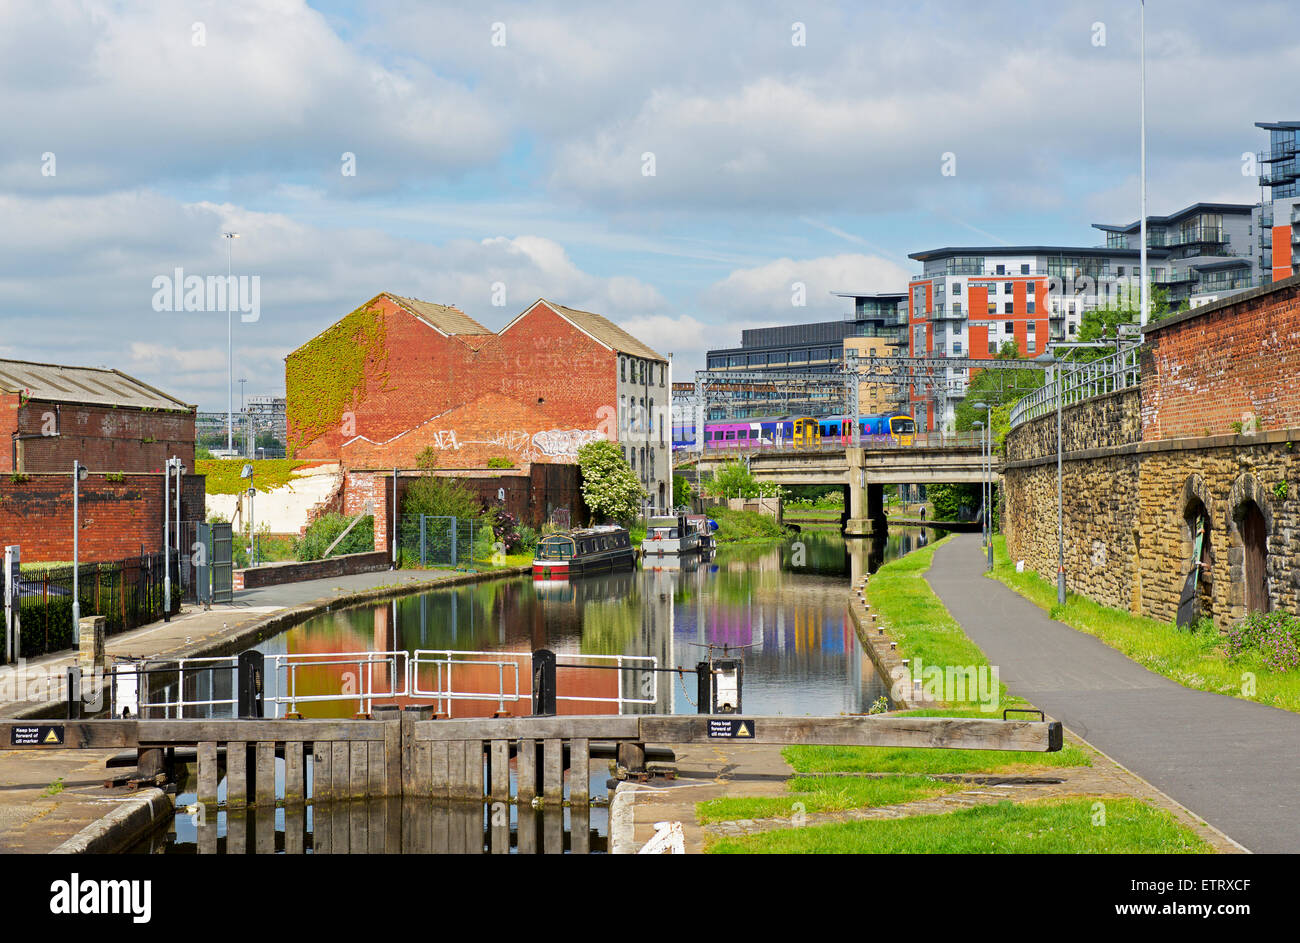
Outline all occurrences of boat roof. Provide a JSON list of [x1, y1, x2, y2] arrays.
[[541, 525, 627, 539]]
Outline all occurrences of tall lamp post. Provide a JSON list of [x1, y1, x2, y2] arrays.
[[972, 419, 985, 546], [71, 461, 87, 642], [1034, 351, 1066, 604], [970, 401, 994, 569], [223, 232, 240, 452], [240, 463, 255, 567]]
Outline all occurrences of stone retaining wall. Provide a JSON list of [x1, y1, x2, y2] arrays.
[[233, 550, 390, 590]]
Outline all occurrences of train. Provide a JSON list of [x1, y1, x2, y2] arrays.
[[671, 413, 916, 451]]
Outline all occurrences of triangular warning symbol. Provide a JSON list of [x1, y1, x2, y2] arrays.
[[42, 729, 60, 744], [736, 722, 752, 737]]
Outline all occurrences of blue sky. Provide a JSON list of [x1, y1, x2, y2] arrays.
[[0, 0, 1293, 409]]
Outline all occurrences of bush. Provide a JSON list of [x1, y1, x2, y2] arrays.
[[402, 475, 486, 520], [486, 457, 515, 469], [705, 460, 782, 499], [295, 513, 375, 561], [1226, 611, 1300, 672], [577, 440, 646, 524], [492, 511, 524, 554]]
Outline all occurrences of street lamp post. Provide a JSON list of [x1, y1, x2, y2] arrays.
[[240, 463, 255, 567], [970, 401, 993, 569], [972, 419, 986, 547], [71, 461, 87, 642], [223, 232, 240, 453]]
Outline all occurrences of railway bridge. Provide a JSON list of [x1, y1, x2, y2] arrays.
[[677, 435, 995, 536]]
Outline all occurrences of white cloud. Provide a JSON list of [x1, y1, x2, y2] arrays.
[[703, 253, 910, 322]]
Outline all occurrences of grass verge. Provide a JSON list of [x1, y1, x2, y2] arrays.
[[704, 797, 1211, 854], [697, 774, 965, 824], [988, 535, 1300, 713], [708, 506, 791, 543], [783, 741, 1091, 776]]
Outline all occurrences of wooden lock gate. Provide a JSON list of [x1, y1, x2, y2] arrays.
[[1, 711, 1062, 808]]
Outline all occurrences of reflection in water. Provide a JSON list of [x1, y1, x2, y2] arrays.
[[250, 527, 932, 718], [131, 799, 607, 855], [134, 527, 937, 854]]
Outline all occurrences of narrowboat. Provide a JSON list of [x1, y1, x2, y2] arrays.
[[685, 514, 718, 551], [640, 513, 702, 556], [532, 525, 635, 579]]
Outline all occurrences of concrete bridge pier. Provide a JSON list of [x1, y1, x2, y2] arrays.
[[843, 449, 886, 538]]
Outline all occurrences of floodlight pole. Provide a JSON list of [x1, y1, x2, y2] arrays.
[[1138, 0, 1149, 331]]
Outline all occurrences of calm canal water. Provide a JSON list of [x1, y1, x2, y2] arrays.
[[132, 526, 936, 854]]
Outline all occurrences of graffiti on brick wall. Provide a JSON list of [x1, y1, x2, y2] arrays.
[[530, 429, 605, 459], [407, 427, 605, 461]]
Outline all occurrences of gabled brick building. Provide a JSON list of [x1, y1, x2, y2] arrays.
[[286, 293, 671, 514], [0, 359, 202, 561]]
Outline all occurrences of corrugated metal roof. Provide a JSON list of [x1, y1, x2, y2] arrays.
[[0, 359, 193, 410], [541, 300, 667, 362], [386, 294, 490, 336]]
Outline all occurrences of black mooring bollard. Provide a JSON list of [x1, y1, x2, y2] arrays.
[[66, 667, 82, 719], [696, 661, 711, 714], [532, 649, 557, 716]]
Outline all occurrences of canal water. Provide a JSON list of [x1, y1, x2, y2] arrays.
[[132, 526, 935, 854]]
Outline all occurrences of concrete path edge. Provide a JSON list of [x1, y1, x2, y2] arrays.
[[48, 788, 171, 854]]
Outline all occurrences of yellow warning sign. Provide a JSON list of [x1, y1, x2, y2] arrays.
[[43, 728, 61, 744]]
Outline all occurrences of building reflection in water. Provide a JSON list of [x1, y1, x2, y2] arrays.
[[256, 528, 937, 719]]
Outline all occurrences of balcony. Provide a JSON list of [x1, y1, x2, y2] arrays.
[[1260, 143, 1298, 163], [1164, 227, 1225, 248], [1261, 163, 1298, 187]]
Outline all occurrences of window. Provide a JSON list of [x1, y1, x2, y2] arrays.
[[1004, 302, 1013, 314], [619, 394, 626, 431], [1068, 322, 1077, 335], [1020, 264, 1029, 275], [630, 449, 636, 470], [1004, 282, 1013, 294], [953, 341, 963, 354], [1027, 320, 1036, 332], [989, 341, 998, 355], [1004, 321, 1014, 333], [953, 282, 962, 293], [1027, 301, 1035, 314], [987, 303, 997, 315], [660, 364, 665, 386], [953, 302, 962, 314], [620, 357, 626, 382], [995, 264, 1006, 275], [1027, 339, 1036, 353], [1117, 266, 1125, 276]]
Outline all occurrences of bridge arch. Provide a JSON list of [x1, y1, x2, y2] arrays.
[[1226, 473, 1274, 618]]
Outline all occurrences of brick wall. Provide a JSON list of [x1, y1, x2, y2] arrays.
[[233, 550, 390, 590], [344, 464, 589, 556], [1141, 273, 1300, 441], [1003, 275, 1300, 628], [289, 296, 622, 471], [3, 399, 195, 475], [0, 472, 206, 562]]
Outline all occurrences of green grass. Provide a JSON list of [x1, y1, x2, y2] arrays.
[[784, 742, 1091, 775], [197, 458, 314, 496], [989, 535, 1300, 713], [696, 774, 965, 824], [860, 534, 1024, 712], [43, 778, 64, 797], [708, 507, 791, 543], [705, 797, 1212, 854]]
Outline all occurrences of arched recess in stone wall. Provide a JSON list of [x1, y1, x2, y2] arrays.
[[1226, 473, 1274, 619], [1177, 474, 1214, 623]]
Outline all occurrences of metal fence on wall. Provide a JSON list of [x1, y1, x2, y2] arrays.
[[1008, 345, 1141, 429], [397, 516, 493, 568], [13, 551, 182, 659]]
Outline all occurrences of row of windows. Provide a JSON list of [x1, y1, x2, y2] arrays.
[[620, 355, 665, 386], [619, 395, 666, 443]]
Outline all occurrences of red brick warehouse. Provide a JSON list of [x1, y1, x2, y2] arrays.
[[0, 359, 203, 561], [285, 292, 673, 514]]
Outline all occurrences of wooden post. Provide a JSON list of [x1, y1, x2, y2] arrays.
[[516, 738, 537, 801], [489, 739, 510, 800], [197, 741, 218, 808], [283, 740, 304, 804], [569, 737, 590, 804], [226, 741, 248, 808], [255, 741, 275, 804], [617, 741, 646, 774], [543, 738, 564, 801]]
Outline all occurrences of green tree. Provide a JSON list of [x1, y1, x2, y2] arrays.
[[672, 473, 693, 507], [953, 343, 1045, 448], [577, 440, 647, 524], [402, 475, 486, 520], [706, 459, 783, 499], [1076, 282, 1174, 350]]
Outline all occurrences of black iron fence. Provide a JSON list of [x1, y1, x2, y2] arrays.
[[15, 551, 182, 658]]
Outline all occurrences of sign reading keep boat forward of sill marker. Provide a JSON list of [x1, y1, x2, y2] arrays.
[[708, 719, 754, 739], [10, 725, 64, 746]]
